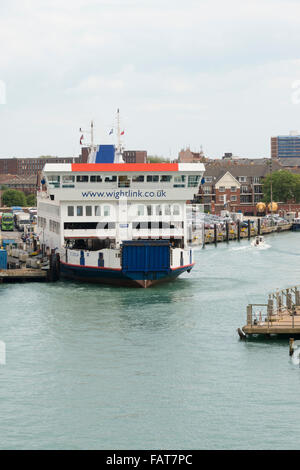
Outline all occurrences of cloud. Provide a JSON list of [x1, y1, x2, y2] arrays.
[[1, 0, 300, 158]]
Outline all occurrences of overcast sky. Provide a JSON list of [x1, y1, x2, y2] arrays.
[[0, 0, 300, 160]]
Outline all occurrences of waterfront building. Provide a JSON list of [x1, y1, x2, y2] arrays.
[[271, 131, 300, 161], [0, 148, 148, 177], [0, 174, 37, 194], [123, 150, 147, 163], [198, 158, 282, 215], [178, 147, 206, 163]]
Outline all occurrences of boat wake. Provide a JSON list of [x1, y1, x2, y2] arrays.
[[230, 243, 271, 252], [291, 352, 300, 366], [230, 246, 252, 252], [252, 243, 271, 250]]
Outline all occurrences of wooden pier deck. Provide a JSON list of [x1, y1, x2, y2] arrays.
[[240, 285, 300, 336], [0, 268, 47, 282]]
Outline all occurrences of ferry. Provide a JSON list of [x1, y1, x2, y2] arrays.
[[37, 125, 205, 287]]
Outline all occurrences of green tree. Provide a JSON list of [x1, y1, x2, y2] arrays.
[[26, 193, 37, 207], [147, 156, 170, 163], [2, 189, 27, 207], [263, 170, 300, 203]]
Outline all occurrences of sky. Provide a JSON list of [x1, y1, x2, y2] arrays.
[[0, 0, 300, 160]]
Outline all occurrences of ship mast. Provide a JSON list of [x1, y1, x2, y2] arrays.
[[80, 120, 96, 163], [115, 108, 124, 163], [91, 120, 94, 152]]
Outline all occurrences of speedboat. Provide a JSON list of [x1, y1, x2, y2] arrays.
[[251, 235, 265, 247]]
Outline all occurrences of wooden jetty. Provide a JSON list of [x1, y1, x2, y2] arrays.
[[239, 285, 300, 337], [0, 268, 47, 283]]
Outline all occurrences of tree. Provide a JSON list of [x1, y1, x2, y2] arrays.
[[147, 156, 170, 163], [263, 170, 300, 203], [26, 193, 37, 207], [2, 189, 27, 207]]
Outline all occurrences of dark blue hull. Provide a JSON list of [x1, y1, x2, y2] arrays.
[[292, 224, 300, 231], [60, 261, 194, 288]]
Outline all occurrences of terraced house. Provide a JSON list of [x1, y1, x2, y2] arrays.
[[198, 158, 282, 215]]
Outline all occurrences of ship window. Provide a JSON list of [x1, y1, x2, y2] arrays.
[[104, 175, 117, 183], [63, 175, 75, 183], [86, 206, 92, 216], [188, 175, 201, 187], [67, 206, 74, 216], [173, 205, 180, 215], [90, 175, 102, 183], [48, 175, 60, 187], [104, 205, 110, 217], [48, 175, 60, 183], [173, 175, 186, 188], [164, 204, 171, 215], [137, 205, 144, 216], [132, 175, 144, 182], [95, 206, 101, 216], [118, 175, 130, 187], [147, 175, 159, 182], [156, 205, 162, 216], [77, 206, 83, 216], [76, 175, 88, 183], [160, 175, 172, 182], [146, 205, 152, 216]]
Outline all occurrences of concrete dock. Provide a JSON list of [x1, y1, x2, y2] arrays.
[[205, 222, 292, 245], [0, 268, 47, 282]]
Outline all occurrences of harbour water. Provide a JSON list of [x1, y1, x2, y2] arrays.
[[1, 231, 300, 449]]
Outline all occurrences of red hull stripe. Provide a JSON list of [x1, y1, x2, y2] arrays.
[[171, 263, 195, 271], [60, 261, 122, 271], [61, 260, 194, 272], [71, 163, 179, 172]]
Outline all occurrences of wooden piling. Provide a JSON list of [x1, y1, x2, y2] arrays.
[[248, 219, 251, 239], [290, 338, 295, 356]]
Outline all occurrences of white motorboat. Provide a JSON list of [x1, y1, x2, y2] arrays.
[[251, 235, 265, 247]]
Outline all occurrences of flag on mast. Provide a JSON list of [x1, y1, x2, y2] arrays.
[[120, 130, 125, 135], [109, 129, 113, 135]]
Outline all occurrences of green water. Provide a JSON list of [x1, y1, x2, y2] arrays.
[[1, 231, 300, 449]]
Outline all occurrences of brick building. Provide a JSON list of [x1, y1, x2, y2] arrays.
[[122, 150, 147, 163], [178, 147, 206, 163], [0, 156, 79, 176], [0, 174, 37, 194], [0, 147, 147, 177], [198, 158, 282, 215]]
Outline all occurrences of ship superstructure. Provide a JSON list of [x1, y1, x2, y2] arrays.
[[37, 147, 204, 287]]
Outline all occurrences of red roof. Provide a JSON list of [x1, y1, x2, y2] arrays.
[[71, 163, 179, 172]]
